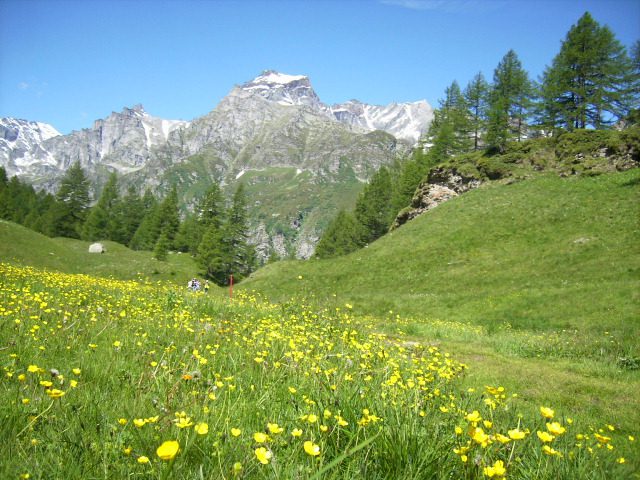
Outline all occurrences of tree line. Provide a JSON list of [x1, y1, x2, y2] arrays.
[[316, 12, 639, 259], [0, 163, 255, 285]]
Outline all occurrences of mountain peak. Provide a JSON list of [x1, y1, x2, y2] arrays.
[[245, 70, 309, 87], [240, 70, 320, 107]]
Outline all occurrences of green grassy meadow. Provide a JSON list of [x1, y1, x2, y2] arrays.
[[0, 220, 200, 286], [0, 168, 638, 478]]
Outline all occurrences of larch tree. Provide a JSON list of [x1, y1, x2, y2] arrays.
[[464, 72, 490, 150], [486, 50, 533, 151], [540, 12, 635, 130]]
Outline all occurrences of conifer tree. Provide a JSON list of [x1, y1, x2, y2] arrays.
[[315, 210, 363, 258], [486, 50, 533, 151], [178, 181, 226, 255], [426, 81, 472, 161], [82, 172, 120, 241], [197, 220, 229, 285], [540, 12, 636, 129], [153, 232, 170, 261], [115, 185, 145, 245], [129, 190, 160, 250], [225, 183, 255, 281], [464, 72, 490, 150], [49, 161, 91, 238], [198, 182, 225, 228], [156, 186, 180, 247], [174, 213, 201, 253], [354, 166, 394, 244], [391, 158, 424, 216]]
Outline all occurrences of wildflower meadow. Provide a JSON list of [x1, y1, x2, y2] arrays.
[[0, 263, 635, 479]]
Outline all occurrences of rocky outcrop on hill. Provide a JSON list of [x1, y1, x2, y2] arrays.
[[391, 167, 482, 229]]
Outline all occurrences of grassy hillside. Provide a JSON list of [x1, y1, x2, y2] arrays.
[[242, 169, 640, 446], [0, 220, 200, 285], [243, 169, 639, 340]]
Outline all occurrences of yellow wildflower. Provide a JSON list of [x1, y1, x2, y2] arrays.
[[540, 406, 554, 419], [542, 445, 562, 457], [194, 422, 209, 435], [537, 431, 555, 443], [46, 388, 65, 399], [253, 432, 268, 443], [546, 422, 566, 436], [304, 440, 320, 456], [255, 447, 272, 464], [483, 459, 506, 478], [156, 440, 180, 461]]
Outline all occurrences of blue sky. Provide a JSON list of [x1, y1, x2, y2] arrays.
[[1, 0, 638, 134]]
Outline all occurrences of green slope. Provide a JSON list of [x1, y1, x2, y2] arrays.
[[0, 220, 199, 285], [243, 169, 640, 343]]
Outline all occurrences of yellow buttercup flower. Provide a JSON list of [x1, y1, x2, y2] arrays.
[[508, 428, 526, 440], [267, 423, 284, 434], [542, 445, 562, 457], [46, 388, 65, 399], [194, 422, 209, 435], [255, 447, 272, 464], [465, 410, 482, 423], [304, 440, 320, 456], [137, 456, 150, 464], [540, 406, 554, 419], [253, 432, 268, 443], [231, 428, 242, 437], [156, 440, 180, 461], [291, 428, 303, 437], [483, 459, 506, 478], [537, 431, 555, 443], [546, 422, 566, 436]]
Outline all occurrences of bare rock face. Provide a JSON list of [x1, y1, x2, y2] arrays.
[[391, 168, 482, 229]]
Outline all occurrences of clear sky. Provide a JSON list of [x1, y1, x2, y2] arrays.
[[1, 0, 638, 134]]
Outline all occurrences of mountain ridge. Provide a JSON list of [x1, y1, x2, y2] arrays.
[[0, 71, 434, 259]]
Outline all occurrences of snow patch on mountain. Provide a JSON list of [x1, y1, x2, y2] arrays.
[[240, 70, 322, 108], [0, 118, 60, 152], [330, 99, 433, 144]]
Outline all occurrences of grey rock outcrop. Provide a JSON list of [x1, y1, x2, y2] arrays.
[[392, 167, 482, 229]]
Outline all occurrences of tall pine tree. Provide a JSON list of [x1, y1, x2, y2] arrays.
[[315, 210, 363, 259], [81, 171, 121, 241], [486, 50, 533, 151], [540, 12, 636, 129], [464, 72, 490, 150], [354, 166, 395, 244], [48, 161, 91, 238], [426, 81, 472, 161], [225, 183, 255, 281]]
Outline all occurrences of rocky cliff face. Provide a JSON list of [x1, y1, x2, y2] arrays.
[[391, 167, 482, 229], [1, 71, 433, 259]]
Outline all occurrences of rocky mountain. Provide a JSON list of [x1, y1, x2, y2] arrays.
[[0, 71, 433, 259], [330, 99, 431, 144]]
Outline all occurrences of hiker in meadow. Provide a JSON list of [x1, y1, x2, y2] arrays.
[[204, 280, 210, 293]]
